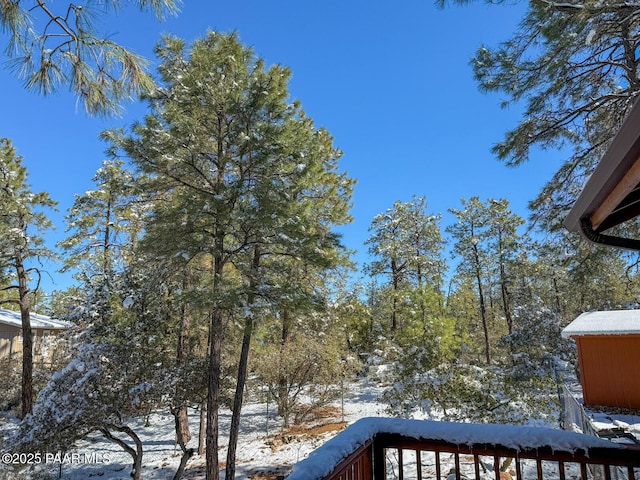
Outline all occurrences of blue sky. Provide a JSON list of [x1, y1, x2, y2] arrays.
[[0, 0, 563, 293]]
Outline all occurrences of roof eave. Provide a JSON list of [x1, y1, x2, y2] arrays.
[[564, 97, 640, 238]]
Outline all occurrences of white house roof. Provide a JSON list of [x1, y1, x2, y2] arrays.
[[0, 308, 71, 330], [562, 310, 640, 338]]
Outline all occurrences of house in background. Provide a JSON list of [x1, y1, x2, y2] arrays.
[[0, 308, 70, 364], [562, 310, 640, 410]]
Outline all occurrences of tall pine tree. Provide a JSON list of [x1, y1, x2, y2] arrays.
[[0, 138, 56, 417], [365, 196, 444, 331], [105, 31, 353, 480]]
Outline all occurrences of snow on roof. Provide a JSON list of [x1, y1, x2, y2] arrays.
[[286, 417, 621, 480], [0, 308, 70, 330], [562, 310, 640, 338]]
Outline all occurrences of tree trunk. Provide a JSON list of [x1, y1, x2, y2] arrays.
[[174, 298, 192, 446], [226, 246, 260, 480], [553, 275, 562, 318], [101, 425, 143, 480], [19, 310, 33, 418], [172, 448, 195, 480], [391, 258, 399, 330], [277, 309, 292, 427], [172, 406, 191, 451], [199, 297, 211, 457], [17, 256, 33, 418], [205, 243, 225, 480], [171, 405, 195, 480], [497, 232, 513, 336], [500, 262, 513, 335], [473, 245, 491, 364], [102, 195, 112, 277], [205, 308, 223, 480], [198, 400, 206, 455]]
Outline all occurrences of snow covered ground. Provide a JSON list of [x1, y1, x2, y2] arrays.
[[0, 377, 387, 480], [559, 361, 640, 445], [2, 365, 639, 480]]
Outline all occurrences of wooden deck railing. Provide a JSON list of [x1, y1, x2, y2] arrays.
[[286, 418, 640, 480], [323, 440, 373, 480], [371, 434, 640, 480]]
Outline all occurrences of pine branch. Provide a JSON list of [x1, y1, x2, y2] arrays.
[[533, 0, 640, 14]]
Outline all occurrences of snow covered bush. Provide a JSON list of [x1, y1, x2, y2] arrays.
[[500, 303, 575, 365], [13, 329, 170, 479], [11, 268, 206, 480], [382, 362, 559, 425], [382, 299, 565, 424], [252, 315, 359, 428], [19, 341, 139, 450]]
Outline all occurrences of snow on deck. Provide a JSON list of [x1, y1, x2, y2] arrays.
[[562, 310, 640, 338], [0, 308, 70, 330], [286, 417, 622, 480]]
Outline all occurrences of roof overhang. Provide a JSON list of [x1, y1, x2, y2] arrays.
[[564, 98, 640, 250], [0, 308, 70, 330], [561, 310, 640, 338]]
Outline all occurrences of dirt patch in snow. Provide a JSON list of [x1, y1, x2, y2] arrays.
[[268, 421, 348, 450], [286, 421, 348, 437], [266, 406, 348, 451], [248, 471, 287, 480]]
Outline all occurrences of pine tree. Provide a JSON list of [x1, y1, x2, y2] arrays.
[[105, 31, 353, 480], [485, 199, 525, 335], [59, 159, 142, 283], [0, 138, 56, 417], [447, 197, 526, 362], [365, 196, 445, 331], [448, 197, 492, 363]]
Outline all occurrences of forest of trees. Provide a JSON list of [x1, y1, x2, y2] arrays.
[[4, 128, 640, 478], [2, 1, 640, 479]]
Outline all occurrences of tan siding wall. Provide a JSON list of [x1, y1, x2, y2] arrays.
[[0, 325, 62, 364], [0, 326, 21, 359], [576, 334, 640, 409]]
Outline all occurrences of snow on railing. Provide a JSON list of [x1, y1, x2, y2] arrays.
[[286, 417, 640, 480]]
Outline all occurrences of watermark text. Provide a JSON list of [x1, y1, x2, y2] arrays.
[[1, 451, 111, 465]]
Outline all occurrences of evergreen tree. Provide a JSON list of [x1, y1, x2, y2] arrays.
[[448, 197, 492, 363], [17, 266, 198, 480], [332, 280, 374, 355], [553, 231, 639, 314], [0, 138, 56, 417], [448, 197, 526, 362], [105, 31, 353, 480], [365, 195, 445, 331], [486, 199, 525, 335], [59, 159, 142, 283], [382, 360, 559, 425]]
